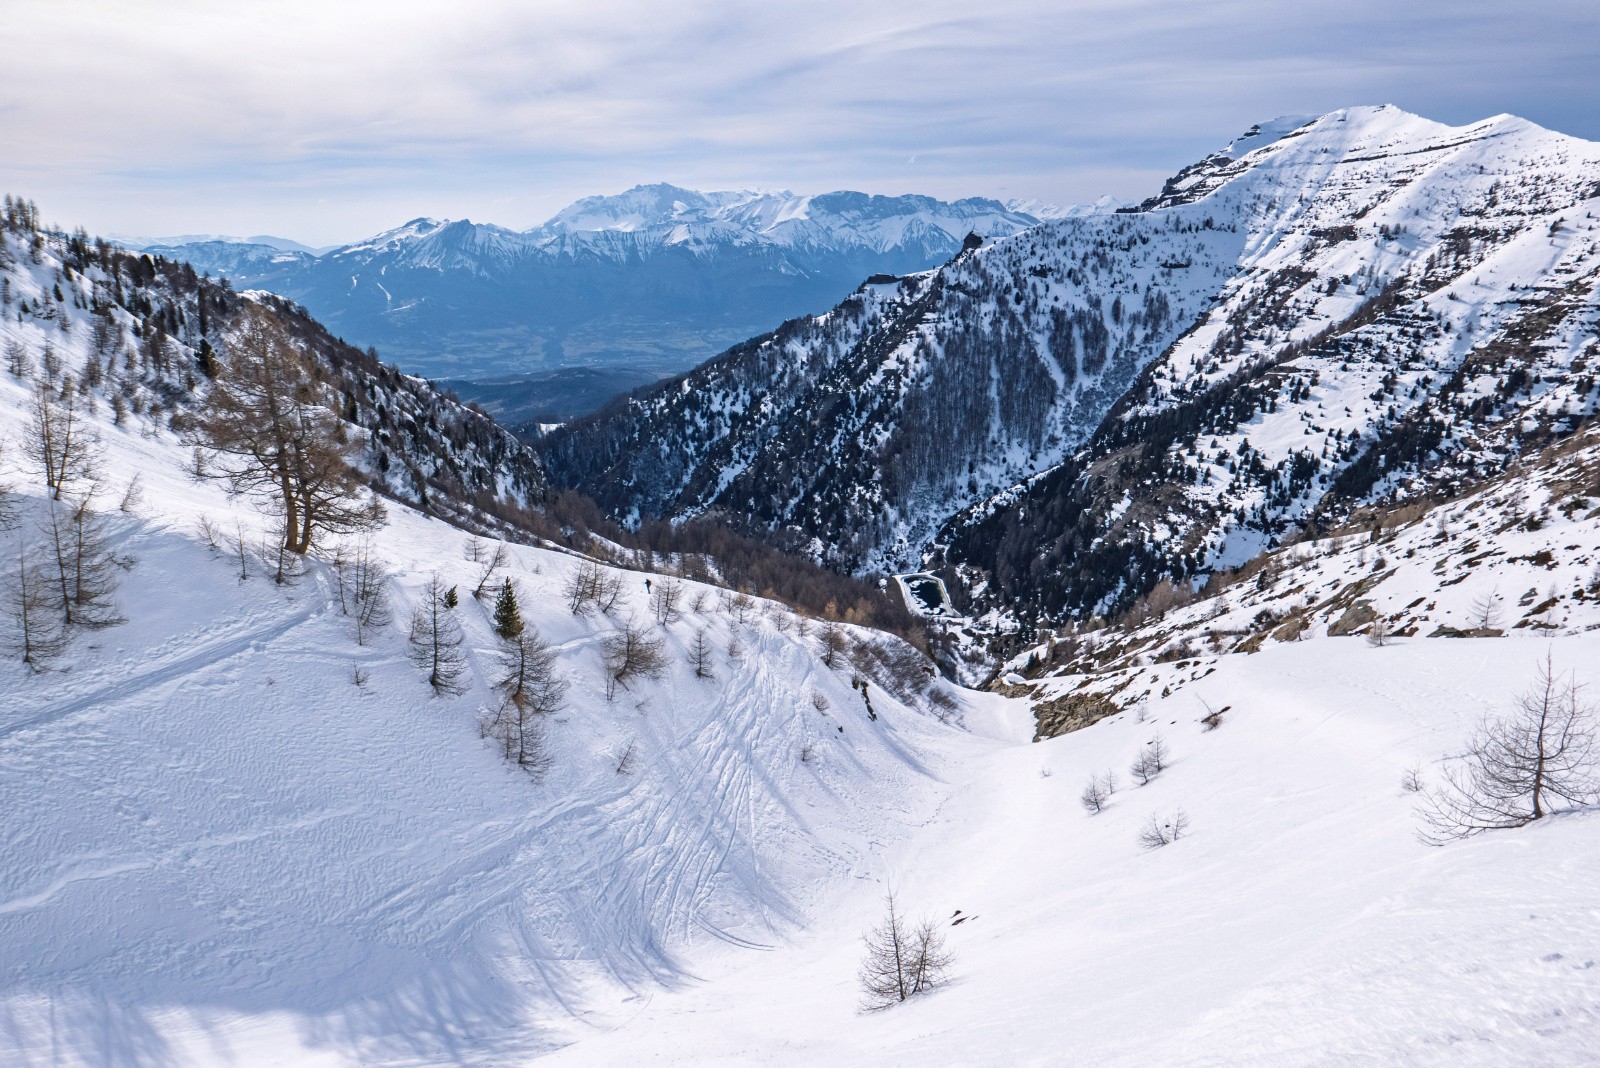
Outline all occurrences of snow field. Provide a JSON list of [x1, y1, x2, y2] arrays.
[[539, 636, 1600, 1067]]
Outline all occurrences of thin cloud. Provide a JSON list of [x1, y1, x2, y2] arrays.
[[5, 0, 1597, 243]]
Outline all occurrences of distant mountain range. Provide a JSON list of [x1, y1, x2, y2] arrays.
[[134, 186, 1052, 391]]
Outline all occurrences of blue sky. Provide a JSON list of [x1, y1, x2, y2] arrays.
[[6, 0, 1598, 245]]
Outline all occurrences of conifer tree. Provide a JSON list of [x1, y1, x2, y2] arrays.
[[492, 578, 523, 641]]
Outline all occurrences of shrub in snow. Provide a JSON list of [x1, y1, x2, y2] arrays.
[[602, 621, 667, 700], [858, 892, 953, 1010], [1418, 653, 1598, 843], [1138, 808, 1189, 849], [1130, 735, 1170, 786], [1080, 771, 1117, 815], [1400, 763, 1425, 794]]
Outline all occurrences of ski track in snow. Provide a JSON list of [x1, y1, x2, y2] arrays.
[[0, 575, 332, 743]]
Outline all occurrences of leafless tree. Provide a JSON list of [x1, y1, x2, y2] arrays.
[[602, 620, 666, 699], [1080, 770, 1117, 815], [347, 539, 391, 644], [729, 589, 757, 626], [650, 577, 684, 626], [3, 337, 28, 378], [408, 573, 468, 695], [858, 892, 954, 1010], [41, 495, 123, 627], [817, 622, 848, 669], [194, 514, 222, 551], [1366, 616, 1391, 648], [233, 522, 252, 582], [2, 541, 67, 665], [261, 520, 308, 585], [927, 686, 962, 726], [688, 627, 716, 679], [1470, 590, 1503, 632], [810, 690, 830, 712], [565, 559, 623, 617], [90, 314, 120, 360], [1138, 808, 1190, 849], [23, 379, 100, 500], [1418, 653, 1597, 843], [486, 624, 566, 775], [469, 538, 511, 600], [191, 309, 383, 557], [1130, 735, 1169, 786]]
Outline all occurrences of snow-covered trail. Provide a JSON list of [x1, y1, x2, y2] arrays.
[[538, 635, 1600, 1066], [0, 571, 333, 742]]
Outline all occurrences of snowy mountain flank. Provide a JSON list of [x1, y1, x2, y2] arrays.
[[542, 105, 1600, 627], [142, 187, 1040, 382]]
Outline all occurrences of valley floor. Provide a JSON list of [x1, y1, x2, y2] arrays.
[[541, 635, 1600, 1068]]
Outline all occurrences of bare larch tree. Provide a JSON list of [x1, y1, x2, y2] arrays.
[[650, 577, 684, 626], [408, 572, 468, 695], [192, 309, 382, 558], [488, 623, 567, 774], [858, 891, 954, 1010], [1419, 653, 1597, 843], [688, 627, 716, 679], [2, 541, 67, 665], [602, 621, 666, 700], [23, 379, 100, 500]]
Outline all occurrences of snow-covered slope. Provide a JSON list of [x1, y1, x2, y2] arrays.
[[8, 127, 1600, 1066], [144, 187, 1041, 379]]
